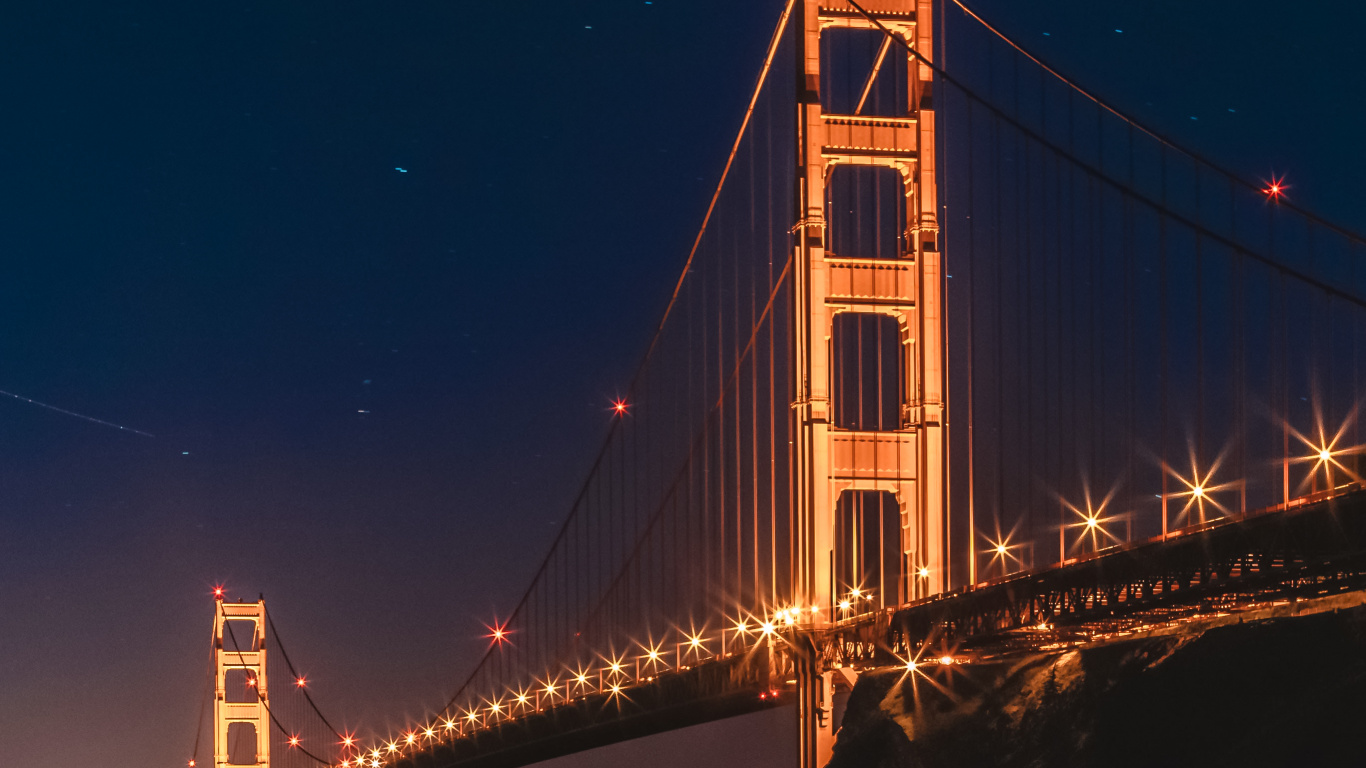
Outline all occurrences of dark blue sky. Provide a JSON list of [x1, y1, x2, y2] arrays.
[[0, 2, 1361, 766]]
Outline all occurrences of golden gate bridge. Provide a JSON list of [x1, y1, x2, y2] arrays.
[[189, 1, 1366, 766]]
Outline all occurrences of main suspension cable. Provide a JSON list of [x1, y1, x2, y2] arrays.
[[945, 0, 1366, 247]]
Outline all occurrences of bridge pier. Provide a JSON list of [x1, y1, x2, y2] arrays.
[[794, 636, 829, 768], [796, 633, 861, 768]]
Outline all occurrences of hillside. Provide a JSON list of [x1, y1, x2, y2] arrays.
[[829, 597, 1366, 768]]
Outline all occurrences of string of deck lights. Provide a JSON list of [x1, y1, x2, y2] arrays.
[[327, 596, 921, 768]]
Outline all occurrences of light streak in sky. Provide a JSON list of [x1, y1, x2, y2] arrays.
[[0, 388, 154, 437]]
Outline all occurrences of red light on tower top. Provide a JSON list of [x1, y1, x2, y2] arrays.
[[611, 399, 629, 417], [212, 585, 225, 600]]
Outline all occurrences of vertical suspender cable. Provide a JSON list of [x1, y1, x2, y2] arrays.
[[1124, 123, 1135, 534], [1196, 175, 1205, 520], [768, 73, 779, 608], [1159, 145, 1170, 537], [993, 74, 1006, 566], [1053, 146, 1064, 559], [936, 0, 953, 590], [965, 97, 977, 583], [1231, 179, 1246, 517]]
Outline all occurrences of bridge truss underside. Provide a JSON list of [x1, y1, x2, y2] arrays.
[[823, 487, 1366, 666]]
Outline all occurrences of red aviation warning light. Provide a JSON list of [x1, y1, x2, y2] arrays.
[[485, 618, 511, 647], [1262, 174, 1288, 201]]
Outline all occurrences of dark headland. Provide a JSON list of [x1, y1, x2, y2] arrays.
[[829, 594, 1366, 768]]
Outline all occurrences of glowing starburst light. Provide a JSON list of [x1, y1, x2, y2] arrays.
[[295, 675, 307, 688], [642, 641, 664, 665], [485, 619, 511, 647], [1262, 174, 1289, 201], [1060, 480, 1128, 555], [1166, 448, 1236, 527], [1285, 404, 1365, 495], [611, 399, 629, 416], [731, 617, 751, 638], [288, 735, 300, 748], [985, 532, 1022, 574]]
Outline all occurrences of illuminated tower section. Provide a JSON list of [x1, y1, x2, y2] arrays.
[[791, 3, 942, 766], [214, 599, 270, 768], [791, 0, 944, 616]]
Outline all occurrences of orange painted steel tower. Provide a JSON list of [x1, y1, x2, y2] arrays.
[[214, 599, 271, 768], [790, 1, 944, 765]]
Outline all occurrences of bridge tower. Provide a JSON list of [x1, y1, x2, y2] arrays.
[[213, 598, 271, 768], [791, 1, 942, 765]]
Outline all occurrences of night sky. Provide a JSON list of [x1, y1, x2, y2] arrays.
[[1, 2, 1362, 766]]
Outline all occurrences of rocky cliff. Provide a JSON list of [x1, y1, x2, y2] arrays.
[[828, 597, 1366, 768]]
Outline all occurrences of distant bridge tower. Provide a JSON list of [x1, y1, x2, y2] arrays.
[[214, 598, 271, 768], [791, 0, 943, 765]]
